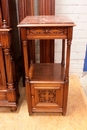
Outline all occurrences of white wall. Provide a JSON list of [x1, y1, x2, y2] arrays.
[[55, 0, 87, 76]]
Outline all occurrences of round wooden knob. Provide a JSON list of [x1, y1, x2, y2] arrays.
[[32, 96, 34, 99], [1, 20, 9, 29]]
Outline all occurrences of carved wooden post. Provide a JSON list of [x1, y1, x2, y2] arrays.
[[0, 20, 17, 111], [63, 27, 72, 115], [20, 28, 32, 115], [61, 39, 65, 66]]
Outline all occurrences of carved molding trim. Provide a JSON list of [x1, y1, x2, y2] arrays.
[[28, 27, 67, 36], [4, 48, 10, 55], [23, 40, 27, 46]]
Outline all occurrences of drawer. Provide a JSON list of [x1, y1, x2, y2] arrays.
[[27, 27, 68, 39]]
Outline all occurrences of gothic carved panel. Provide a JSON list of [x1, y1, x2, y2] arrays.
[[31, 85, 63, 110], [38, 89, 56, 103]]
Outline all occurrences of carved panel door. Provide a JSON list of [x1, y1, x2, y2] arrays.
[[31, 84, 63, 112], [39, 0, 55, 63]]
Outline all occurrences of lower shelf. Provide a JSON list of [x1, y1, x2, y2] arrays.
[[29, 63, 65, 83]]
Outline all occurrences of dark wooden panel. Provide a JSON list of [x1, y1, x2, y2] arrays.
[[1, 0, 21, 63], [18, 0, 34, 21], [18, 0, 35, 63], [39, 0, 55, 15], [39, 0, 55, 63], [0, 4, 2, 27], [8, 0, 21, 62], [0, 0, 10, 25], [0, 45, 6, 90]]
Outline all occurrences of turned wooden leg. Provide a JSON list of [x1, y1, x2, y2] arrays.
[[29, 112, 32, 116], [63, 39, 72, 115], [62, 112, 66, 116], [61, 39, 65, 66]]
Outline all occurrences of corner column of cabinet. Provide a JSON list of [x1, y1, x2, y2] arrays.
[[0, 22, 18, 111]]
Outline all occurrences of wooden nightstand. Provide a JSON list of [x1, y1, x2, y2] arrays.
[[18, 15, 75, 115]]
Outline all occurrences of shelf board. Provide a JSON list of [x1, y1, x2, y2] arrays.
[[29, 63, 65, 83]]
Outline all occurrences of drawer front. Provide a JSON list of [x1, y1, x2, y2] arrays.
[[27, 27, 67, 39], [31, 84, 64, 112]]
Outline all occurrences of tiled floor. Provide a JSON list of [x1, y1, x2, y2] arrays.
[[0, 74, 87, 130]]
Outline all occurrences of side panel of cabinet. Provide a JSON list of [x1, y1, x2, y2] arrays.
[[0, 45, 6, 90]]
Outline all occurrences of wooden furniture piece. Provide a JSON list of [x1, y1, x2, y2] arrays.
[[18, 15, 75, 115], [0, 0, 21, 111], [39, 0, 55, 63], [0, 21, 19, 111], [18, 0, 55, 63]]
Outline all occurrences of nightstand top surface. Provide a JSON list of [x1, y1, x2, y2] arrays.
[[18, 15, 75, 27]]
